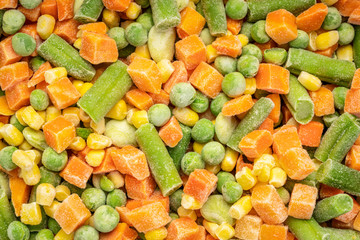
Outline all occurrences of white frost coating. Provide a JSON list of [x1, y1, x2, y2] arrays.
[[148, 26, 176, 63]]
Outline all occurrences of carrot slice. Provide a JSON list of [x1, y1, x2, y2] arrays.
[[265, 9, 297, 45], [256, 64, 290, 94], [177, 7, 206, 39], [159, 116, 183, 148], [296, 3, 328, 32], [288, 183, 318, 219], [59, 155, 93, 189], [9, 175, 31, 217], [212, 35, 242, 58], [175, 35, 206, 70], [125, 89, 154, 111]]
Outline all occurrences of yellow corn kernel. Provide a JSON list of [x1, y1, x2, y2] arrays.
[[145, 227, 168, 240], [221, 147, 238, 172], [92, 174, 102, 188], [157, 59, 175, 83], [0, 124, 24, 146], [236, 167, 257, 190], [244, 78, 256, 95], [73, 80, 84, 92], [85, 215, 96, 228], [43, 200, 60, 218], [206, 45, 219, 63], [215, 222, 235, 240], [38, 111, 46, 122], [46, 106, 61, 122], [337, 45, 354, 62], [269, 167, 287, 188], [54, 229, 74, 240], [121, 20, 134, 29], [237, 34, 249, 47], [20, 165, 40, 186], [68, 136, 86, 151], [20, 202, 42, 225], [16, 107, 27, 126], [12, 149, 34, 170], [316, 30, 339, 51], [87, 133, 112, 150], [21, 106, 45, 130], [26, 150, 41, 165], [55, 185, 71, 201], [37, 14, 56, 40], [0, 140, 6, 150], [321, 0, 338, 5], [76, 29, 83, 38], [0, 122, 4, 139], [172, 107, 199, 127], [44, 67, 67, 84], [73, 38, 82, 49], [203, 220, 219, 239], [181, 193, 202, 210], [253, 154, 276, 175], [86, 149, 105, 167], [298, 71, 322, 91], [107, 171, 124, 188], [126, 108, 139, 124], [126, 2, 142, 20], [205, 164, 221, 174], [102, 9, 120, 28], [19, 140, 33, 151], [36, 183, 56, 206], [90, 118, 106, 134], [177, 206, 197, 221], [132, 110, 149, 128], [308, 31, 318, 51], [187, 1, 196, 9], [193, 142, 205, 154], [80, 108, 91, 123], [229, 195, 252, 220], [106, 99, 127, 120], [135, 44, 151, 59], [79, 82, 93, 96]]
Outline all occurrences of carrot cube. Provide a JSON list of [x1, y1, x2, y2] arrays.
[[9, 176, 31, 217], [235, 215, 263, 240], [163, 61, 188, 94], [335, 197, 360, 223], [5, 81, 34, 111], [298, 121, 324, 147], [315, 43, 338, 57], [159, 116, 183, 147], [319, 184, 344, 199], [125, 89, 154, 111], [296, 3, 328, 32], [56, 0, 74, 21], [127, 57, 163, 94], [46, 77, 81, 110], [212, 35, 242, 58], [125, 175, 156, 200], [309, 87, 335, 117], [40, 0, 57, 19], [183, 169, 218, 205], [227, 17, 242, 35], [126, 190, 170, 212], [54, 194, 91, 234], [265, 9, 297, 45], [0, 37, 22, 68], [345, 89, 360, 118], [92, 147, 117, 174], [175, 35, 206, 70], [115, 207, 133, 226], [53, 19, 80, 44], [79, 22, 108, 35], [0, 0, 17, 8], [266, 94, 281, 123], [149, 90, 170, 105], [345, 145, 360, 171], [166, 217, 200, 240], [111, 145, 150, 181], [126, 202, 172, 232], [0, 62, 31, 90], [222, 94, 254, 116], [28, 62, 52, 87], [279, 147, 316, 180], [60, 155, 93, 189], [189, 61, 224, 98], [251, 184, 288, 224], [102, 0, 131, 12], [18, 6, 41, 22], [258, 118, 274, 134], [288, 183, 318, 219], [256, 64, 290, 94], [100, 223, 138, 240], [177, 7, 206, 39], [239, 130, 273, 158], [351, 68, 360, 89], [259, 224, 288, 240], [334, 0, 360, 16], [272, 125, 302, 157]]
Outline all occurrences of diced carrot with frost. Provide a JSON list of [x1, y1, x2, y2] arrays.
[[351, 69, 360, 89], [149, 90, 170, 105], [28, 62, 52, 87], [183, 169, 217, 205], [315, 43, 338, 57], [175, 35, 206, 70], [266, 94, 280, 123], [40, 0, 57, 19], [345, 89, 360, 118], [36, 80, 49, 93], [54, 19, 80, 44], [60, 155, 93, 189], [332, 219, 354, 229], [239, 130, 273, 158], [166, 217, 200, 240], [236, 155, 253, 172], [0, 0, 17, 8], [279, 147, 316, 180], [177, 7, 206, 39], [345, 145, 360, 171], [256, 64, 290, 94], [115, 207, 133, 226], [319, 184, 344, 199], [18, 6, 41, 22], [0, 37, 22, 67], [56, 0, 74, 21], [212, 35, 242, 58], [9, 175, 31, 216], [298, 121, 324, 147], [163, 61, 188, 94], [127, 57, 162, 94], [349, 7, 360, 25], [296, 3, 328, 32], [100, 223, 138, 240], [126, 202, 172, 232], [259, 224, 288, 240], [111, 145, 150, 181], [222, 94, 254, 116], [54, 194, 91, 234], [227, 17, 242, 35], [189, 61, 223, 98], [102, 0, 131, 11], [46, 77, 81, 110], [5, 81, 34, 111], [77, 146, 91, 161], [0, 96, 14, 116], [288, 183, 318, 219], [335, 197, 360, 223], [334, 0, 360, 16], [258, 118, 274, 134], [235, 215, 263, 240], [125, 89, 154, 111], [92, 147, 117, 174], [282, 105, 292, 124], [309, 87, 335, 117], [272, 125, 302, 157], [0, 62, 31, 90], [125, 175, 156, 200], [126, 190, 170, 212], [265, 9, 297, 45], [159, 116, 183, 148], [79, 22, 108, 35]]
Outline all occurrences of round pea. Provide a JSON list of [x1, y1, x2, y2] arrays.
[[148, 104, 171, 127], [35, 229, 54, 240], [47, 218, 61, 235], [169, 189, 183, 212], [118, 44, 135, 58], [135, 0, 150, 8], [241, 44, 262, 62], [20, 0, 42, 9], [214, 56, 237, 75], [30, 56, 46, 72], [125, 22, 148, 47], [100, 175, 115, 192], [237, 55, 259, 78], [93, 205, 120, 233], [289, 30, 309, 49], [107, 27, 128, 50], [250, 20, 270, 44], [222, 181, 242, 203], [136, 13, 154, 31], [170, 82, 196, 108], [322, 7, 342, 30], [263, 48, 288, 65], [190, 91, 209, 113], [169, 212, 179, 221], [216, 171, 236, 193], [7, 221, 30, 240], [225, 0, 248, 20], [81, 188, 106, 211], [200, 28, 215, 45], [181, 152, 205, 175], [191, 119, 215, 143], [201, 141, 225, 166], [337, 23, 355, 45], [222, 72, 246, 98], [0, 146, 18, 171], [41, 147, 68, 172], [333, 87, 348, 110], [240, 22, 254, 42], [30, 89, 49, 111], [277, 187, 290, 205], [2, 10, 26, 35], [74, 226, 99, 240], [106, 189, 127, 208], [10, 115, 26, 132], [210, 93, 230, 116]]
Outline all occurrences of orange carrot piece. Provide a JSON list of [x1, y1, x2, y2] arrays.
[[254, 40, 277, 55], [56, 0, 74, 21], [298, 121, 324, 147], [349, 6, 360, 25], [149, 90, 170, 105], [183, 169, 218, 205], [36, 79, 49, 93], [353, 213, 360, 231], [40, 0, 57, 19], [163, 61, 188, 94], [159, 116, 183, 148], [60, 155, 93, 189], [334, 0, 360, 17], [92, 147, 117, 174], [279, 147, 316, 180], [309, 87, 335, 117], [265, 9, 297, 45], [126, 202, 172, 233], [46, 77, 81, 110], [77, 146, 91, 161], [0, 115, 10, 124], [319, 184, 344, 199], [125, 89, 154, 111], [111, 145, 150, 181], [126, 190, 170, 212], [102, 0, 131, 12], [166, 217, 200, 240], [9, 176, 30, 217], [236, 155, 253, 172], [315, 43, 339, 57], [351, 69, 360, 89], [212, 35, 242, 58], [175, 35, 206, 70], [272, 125, 302, 157], [227, 17, 242, 35], [115, 207, 133, 226], [332, 219, 354, 229], [5, 81, 34, 111], [127, 57, 163, 94], [296, 3, 328, 32], [18, 5, 41, 22], [189, 61, 223, 98], [0, 62, 31, 90], [259, 224, 288, 240], [0, 37, 22, 68], [222, 94, 254, 116], [345, 145, 360, 171], [43, 116, 76, 153], [235, 215, 263, 240], [266, 94, 281, 123], [282, 105, 292, 124], [238, 130, 273, 158], [335, 197, 360, 223], [54, 194, 91, 234], [0, 0, 17, 8], [256, 63, 290, 94], [100, 223, 138, 240], [344, 89, 360, 117], [28, 62, 52, 87], [53, 19, 80, 44], [288, 183, 318, 219], [177, 7, 206, 39], [125, 175, 156, 200], [258, 117, 274, 134], [78, 22, 108, 35]]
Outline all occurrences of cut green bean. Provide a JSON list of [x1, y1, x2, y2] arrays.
[[0, 189, 16, 240], [354, 26, 360, 68], [149, 0, 181, 30], [332, 87, 348, 110], [74, 0, 104, 23], [168, 124, 192, 171], [323, 112, 339, 128], [0, 172, 10, 199], [202, 0, 227, 36], [286, 217, 328, 240], [313, 194, 353, 223]]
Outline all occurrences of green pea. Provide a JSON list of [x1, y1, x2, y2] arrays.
[[10, 115, 26, 132], [81, 188, 106, 211], [225, 0, 248, 20], [181, 152, 205, 175], [100, 175, 115, 192], [322, 7, 341, 30], [93, 205, 120, 233], [35, 229, 54, 240], [332, 87, 349, 110], [191, 119, 214, 143], [74, 226, 99, 240], [337, 23, 355, 45], [190, 91, 209, 113], [222, 181, 242, 203], [41, 147, 68, 172], [276, 187, 290, 205], [118, 44, 135, 58], [263, 48, 288, 65], [125, 22, 148, 47], [251, 20, 270, 44], [76, 127, 93, 140], [323, 112, 339, 128], [106, 189, 127, 208], [216, 171, 236, 193], [289, 30, 309, 49], [237, 55, 259, 78], [169, 212, 179, 221], [169, 189, 183, 212], [136, 13, 154, 32], [177, 0, 189, 11], [222, 72, 246, 97], [214, 56, 237, 76], [241, 44, 262, 62], [240, 22, 253, 42], [7, 221, 30, 240], [210, 93, 230, 116], [39, 166, 61, 186], [170, 82, 196, 108], [0, 146, 17, 171], [201, 141, 225, 166], [30, 89, 50, 111], [107, 27, 128, 50], [148, 104, 171, 127], [47, 218, 61, 235], [200, 28, 215, 45], [22, 127, 49, 151], [19, 0, 42, 9], [2, 10, 25, 35], [135, 0, 150, 8], [30, 56, 46, 72]]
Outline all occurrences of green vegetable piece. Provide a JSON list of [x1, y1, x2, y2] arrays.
[[35, 229, 54, 240], [76, 127, 92, 140], [355, 26, 360, 68], [181, 152, 205, 175], [136, 0, 150, 8], [106, 189, 127, 208], [47, 218, 60, 235], [222, 181, 242, 204], [214, 56, 237, 76], [74, 0, 104, 23], [0, 189, 16, 240], [237, 55, 259, 78], [190, 92, 209, 113], [118, 44, 135, 58], [23, 127, 49, 151], [200, 195, 235, 225], [12, 33, 36, 57], [30, 90, 49, 111], [29, 57, 46, 72], [337, 23, 355, 46], [216, 171, 236, 193], [125, 22, 148, 47], [286, 217, 324, 240], [7, 221, 30, 240], [170, 82, 196, 108], [19, 0, 41, 9], [93, 205, 119, 233], [169, 189, 183, 212], [74, 226, 99, 240], [313, 194, 353, 223], [276, 187, 290, 205], [81, 188, 106, 211], [39, 167, 61, 186], [108, 27, 128, 50], [210, 93, 230, 117], [136, 13, 154, 31], [99, 176, 114, 192], [289, 30, 310, 49], [323, 112, 339, 128], [332, 87, 348, 110], [0, 172, 10, 199], [241, 44, 262, 62], [215, 113, 238, 145], [202, 0, 227, 36], [61, 181, 88, 196], [201, 141, 225, 166], [0, 146, 17, 171], [168, 124, 192, 170], [41, 147, 68, 172], [104, 120, 137, 148], [177, 0, 188, 11], [191, 119, 214, 143], [2, 10, 25, 35], [0, 10, 3, 35], [148, 26, 176, 63], [251, 20, 270, 43], [225, 0, 248, 20], [148, 104, 171, 127], [263, 48, 288, 65], [200, 28, 215, 45], [322, 7, 341, 30], [169, 213, 179, 221], [240, 22, 253, 41], [149, 0, 181, 30]]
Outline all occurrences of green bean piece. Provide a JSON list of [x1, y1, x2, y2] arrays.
[[136, 0, 150, 8], [104, 120, 137, 148], [93, 206, 119, 233], [276, 187, 290, 205], [191, 119, 214, 143], [190, 91, 209, 113], [148, 104, 171, 127], [201, 141, 225, 166], [222, 181, 242, 204], [323, 112, 339, 128], [169, 189, 183, 212], [210, 93, 230, 117], [200, 28, 215, 45], [2, 10, 25, 35], [263, 48, 288, 65], [39, 167, 61, 186], [106, 189, 127, 208], [0, 189, 16, 240], [181, 152, 205, 175], [332, 87, 348, 110], [12, 33, 36, 57], [29, 57, 46, 72], [0, 146, 17, 171], [214, 56, 237, 76], [30, 90, 50, 111], [313, 194, 353, 223], [202, 0, 227, 36], [225, 0, 248, 20], [136, 13, 154, 31], [0, 172, 10, 199], [241, 44, 262, 62], [177, 0, 189, 11], [168, 123, 192, 170], [74, 226, 99, 240], [81, 188, 106, 212], [7, 221, 30, 240], [76, 127, 92, 140], [170, 82, 196, 108], [289, 30, 310, 49], [149, 0, 181, 30], [107, 27, 128, 50], [23, 127, 49, 151], [286, 217, 324, 240], [74, 0, 104, 23], [322, 7, 341, 30], [354, 26, 360, 68], [200, 195, 235, 225], [237, 55, 260, 78], [118, 44, 136, 58], [337, 23, 355, 46], [35, 229, 54, 240], [148, 26, 176, 63], [41, 147, 68, 172], [47, 218, 61, 235], [19, 0, 42, 9], [215, 113, 238, 145], [251, 20, 270, 44], [125, 23, 148, 47]]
